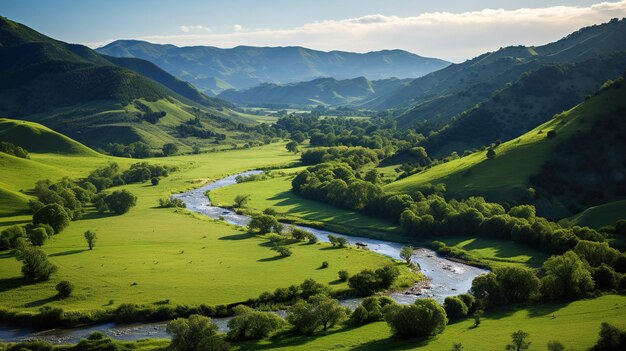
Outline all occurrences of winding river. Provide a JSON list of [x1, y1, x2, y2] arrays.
[[1, 170, 487, 344]]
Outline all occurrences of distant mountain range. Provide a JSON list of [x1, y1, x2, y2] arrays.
[[0, 16, 254, 150], [96, 41, 450, 95], [217, 76, 413, 107]]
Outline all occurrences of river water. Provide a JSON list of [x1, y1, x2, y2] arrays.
[[1, 170, 487, 344]]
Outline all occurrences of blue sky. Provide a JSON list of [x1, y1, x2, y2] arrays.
[[1, 0, 625, 61]]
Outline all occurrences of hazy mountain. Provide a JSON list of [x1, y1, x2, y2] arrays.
[[96, 41, 450, 95], [217, 76, 412, 107]]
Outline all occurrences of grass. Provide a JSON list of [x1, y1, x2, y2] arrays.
[[560, 199, 626, 229], [209, 171, 402, 239], [236, 294, 626, 351], [436, 236, 549, 268], [0, 132, 416, 312]]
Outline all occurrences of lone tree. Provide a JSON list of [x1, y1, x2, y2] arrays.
[[248, 214, 281, 234], [272, 245, 292, 258], [16, 247, 57, 283], [400, 245, 414, 265], [56, 280, 74, 298], [286, 141, 299, 153], [486, 147, 496, 159], [151, 177, 159, 186], [162, 143, 179, 156], [506, 330, 530, 351], [84, 230, 97, 250], [233, 194, 251, 208]]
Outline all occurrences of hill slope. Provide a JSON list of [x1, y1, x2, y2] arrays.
[[385, 78, 626, 219], [218, 76, 412, 107], [96, 41, 450, 94], [0, 17, 254, 150], [384, 18, 626, 131]]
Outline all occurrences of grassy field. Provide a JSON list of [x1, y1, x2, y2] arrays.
[[237, 294, 626, 351], [437, 237, 549, 268], [209, 172, 402, 239], [0, 126, 418, 312]]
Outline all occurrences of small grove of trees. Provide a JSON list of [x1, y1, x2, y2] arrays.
[[348, 265, 400, 296], [166, 314, 229, 351], [271, 245, 292, 258], [1, 224, 54, 250], [351, 296, 395, 324], [158, 198, 186, 208], [248, 214, 282, 234], [287, 293, 347, 334], [300, 146, 381, 170], [470, 266, 541, 309], [93, 190, 138, 215], [227, 305, 285, 340], [327, 234, 348, 248], [384, 298, 448, 338], [0, 141, 29, 158], [84, 230, 97, 250], [162, 143, 179, 156]]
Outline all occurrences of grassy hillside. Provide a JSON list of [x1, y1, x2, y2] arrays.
[[0, 17, 264, 150], [239, 294, 626, 351], [385, 79, 626, 219], [560, 199, 626, 229]]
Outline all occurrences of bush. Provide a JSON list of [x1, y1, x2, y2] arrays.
[[151, 177, 160, 186], [384, 298, 447, 338], [234, 194, 251, 208], [338, 270, 349, 282], [28, 227, 48, 246], [348, 265, 399, 295], [272, 245, 292, 257], [159, 198, 186, 208], [17, 247, 57, 283], [320, 261, 329, 269], [248, 214, 281, 234], [56, 280, 74, 298], [590, 322, 626, 351], [1, 225, 26, 250], [227, 305, 285, 340], [287, 294, 347, 334], [167, 314, 229, 351], [444, 296, 468, 320], [103, 190, 137, 214]]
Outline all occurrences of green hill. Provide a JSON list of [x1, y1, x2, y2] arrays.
[[560, 200, 626, 228], [385, 78, 626, 219], [0, 17, 258, 150], [0, 118, 98, 155]]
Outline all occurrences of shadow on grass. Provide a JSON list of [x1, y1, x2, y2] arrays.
[[49, 249, 89, 257], [79, 211, 117, 221], [258, 255, 286, 262], [0, 277, 25, 293], [328, 279, 344, 285], [0, 251, 16, 259], [219, 232, 254, 240], [526, 300, 572, 318], [0, 217, 31, 227], [24, 295, 58, 308]]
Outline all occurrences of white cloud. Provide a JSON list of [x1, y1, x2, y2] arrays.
[[95, 1, 626, 62], [179, 25, 211, 33]]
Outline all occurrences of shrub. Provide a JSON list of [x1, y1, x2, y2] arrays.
[[384, 298, 447, 338], [167, 314, 229, 351], [227, 305, 285, 340], [1, 225, 26, 250], [320, 261, 329, 269], [28, 227, 48, 246], [56, 280, 74, 298], [338, 270, 349, 282], [248, 214, 281, 234], [287, 294, 347, 334], [271, 245, 292, 257], [103, 190, 137, 214], [159, 198, 186, 208], [17, 247, 57, 283], [444, 296, 469, 320], [151, 177, 160, 186], [233, 194, 251, 208]]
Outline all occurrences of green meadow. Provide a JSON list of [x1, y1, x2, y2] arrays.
[[0, 133, 416, 312], [209, 172, 402, 238], [236, 294, 626, 351]]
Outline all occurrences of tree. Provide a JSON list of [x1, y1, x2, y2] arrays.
[[444, 296, 469, 320], [1, 225, 27, 250], [590, 322, 626, 351], [28, 227, 48, 246], [541, 251, 595, 300], [400, 245, 414, 265], [287, 294, 346, 334], [486, 147, 496, 159], [364, 169, 381, 184], [472, 310, 483, 327], [506, 330, 530, 351], [248, 214, 281, 234], [286, 141, 299, 153], [167, 314, 229, 351], [16, 247, 57, 283], [271, 245, 292, 258], [84, 230, 97, 250], [328, 234, 348, 247], [494, 266, 540, 304], [547, 340, 565, 351], [162, 143, 179, 156], [338, 270, 349, 282], [450, 343, 463, 351], [104, 190, 137, 215], [56, 280, 74, 298], [151, 177, 159, 186], [227, 305, 285, 340], [384, 298, 447, 338], [574, 240, 619, 267], [233, 194, 251, 208], [33, 204, 70, 234]]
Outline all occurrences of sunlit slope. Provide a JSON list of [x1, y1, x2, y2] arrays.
[[385, 81, 626, 217]]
